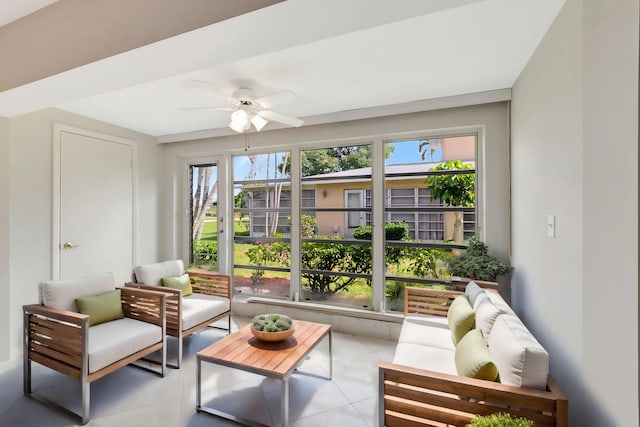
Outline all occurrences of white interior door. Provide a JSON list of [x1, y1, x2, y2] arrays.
[[54, 126, 136, 284]]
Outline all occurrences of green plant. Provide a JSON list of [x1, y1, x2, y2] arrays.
[[353, 221, 409, 241], [447, 235, 512, 281], [466, 412, 533, 427], [425, 160, 475, 242], [252, 313, 293, 332], [192, 240, 218, 266]]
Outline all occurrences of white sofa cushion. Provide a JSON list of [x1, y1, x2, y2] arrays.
[[134, 260, 184, 286], [474, 297, 506, 337], [488, 314, 549, 390], [464, 281, 485, 306], [398, 315, 455, 351], [474, 290, 516, 317], [88, 317, 162, 373], [182, 294, 230, 331], [393, 342, 456, 375], [40, 272, 115, 312]]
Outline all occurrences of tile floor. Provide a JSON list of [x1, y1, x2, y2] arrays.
[[0, 316, 397, 426]]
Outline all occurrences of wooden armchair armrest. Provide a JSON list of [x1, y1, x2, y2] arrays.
[[404, 287, 463, 317], [23, 304, 88, 326], [187, 270, 231, 299], [23, 304, 88, 379], [379, 362, 567, 427], [118, 287, 166, 328]]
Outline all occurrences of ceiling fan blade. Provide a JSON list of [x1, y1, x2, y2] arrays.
[[255, 90, 297, 109], [177, 106, 234, 111], [258, 110, 304, 127]]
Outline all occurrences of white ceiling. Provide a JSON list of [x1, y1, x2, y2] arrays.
[[0, 0, 58, 27], [0, 0, 565, 143]]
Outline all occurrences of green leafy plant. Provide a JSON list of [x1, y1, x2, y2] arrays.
[[425, 160, 475, 242], [447, 235, 512, 282], [252, 313, 293, 332], [466, 412, 533, 427]]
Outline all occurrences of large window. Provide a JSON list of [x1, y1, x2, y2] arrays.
[[383, 136, 476, 311], [208, 134, 480, 312], [233, 152, 291, 298], [299, 145, 373, 309]]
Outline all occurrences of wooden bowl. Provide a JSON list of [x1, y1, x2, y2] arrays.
[[251, 327, 295, 342]]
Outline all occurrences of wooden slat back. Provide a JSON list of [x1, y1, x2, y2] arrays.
[[404, 287, 462, 317], [188, 270, 231, 299]]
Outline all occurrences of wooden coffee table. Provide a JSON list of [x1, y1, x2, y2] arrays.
[[196, 320, 332, 427]]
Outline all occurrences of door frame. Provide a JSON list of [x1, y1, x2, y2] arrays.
[[181, 155, 227, 274], [52, 123, 139, 280]]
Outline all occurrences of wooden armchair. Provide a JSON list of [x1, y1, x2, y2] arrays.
[[23, 272, 167, 425], [128, 259, 231, 368]]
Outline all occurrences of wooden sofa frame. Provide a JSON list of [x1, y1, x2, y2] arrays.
[[379, 285, 568, 427], [128, 269, 231, 368], [23, 287, 167, 425]]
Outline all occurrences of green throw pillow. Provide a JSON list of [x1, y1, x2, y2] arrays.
[[447, 295, 475, 345], [75, 289, 124, 327], [454, 328, 499, 381], [161, 273, 193, 297]]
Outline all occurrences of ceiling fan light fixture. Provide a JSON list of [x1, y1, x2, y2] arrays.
[[230, 108, 249, 127], [251, 114, 268, 132]]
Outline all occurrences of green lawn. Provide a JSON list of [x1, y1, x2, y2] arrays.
[[200, 218, 249, 240]]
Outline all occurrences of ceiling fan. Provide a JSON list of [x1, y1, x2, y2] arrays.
[[180, 86, 304, 133]]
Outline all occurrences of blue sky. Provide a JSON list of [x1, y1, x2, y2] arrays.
[[231, 140, 442, 182]]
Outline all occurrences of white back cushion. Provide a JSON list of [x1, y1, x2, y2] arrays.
[[134, 259, 185, 286], [40, 272, 115, 312], [488, 314, 549, 390], [474, 297, 504, 337], [464, 281, 485, 306]]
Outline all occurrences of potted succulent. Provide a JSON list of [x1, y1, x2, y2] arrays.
[[251, 313, 295, 342], [466, 412, 533, 427], [447, 235, 512, 283]]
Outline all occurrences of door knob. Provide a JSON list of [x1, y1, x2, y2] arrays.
[[63, 242, 79, 249]]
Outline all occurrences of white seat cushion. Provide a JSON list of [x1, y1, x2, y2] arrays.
[[39, 272, 115, 312], [393, 342, 456, 375], [88, 317, 162, 373], [488, 314, 549, 389], [134, 259, 185, 286], [182, 293, 230, 331], [398, 316, 455, 351]]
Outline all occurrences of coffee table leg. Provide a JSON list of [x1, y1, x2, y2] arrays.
[[281, 377, 289, 427], [196, 357, 202, 410], [328, 330, 333, 379]]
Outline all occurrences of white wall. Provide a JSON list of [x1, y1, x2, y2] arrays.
[[6, 108, 161, 361], [160, 102, 511, 286], [511, 0, 638, 425], [0, 117, 9, 363]]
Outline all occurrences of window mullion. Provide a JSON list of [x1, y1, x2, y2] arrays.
[[371, 138, 385, 312]]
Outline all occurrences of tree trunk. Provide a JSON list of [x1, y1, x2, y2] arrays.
[[193, 180, 217, 240], [452, 211, 463, 243]]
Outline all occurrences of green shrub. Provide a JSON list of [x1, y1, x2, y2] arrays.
[[447, 235, 512, 281], [353, 222, 409, 241], [466, 412, 533, 427], [192, 240, 217, 265]]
